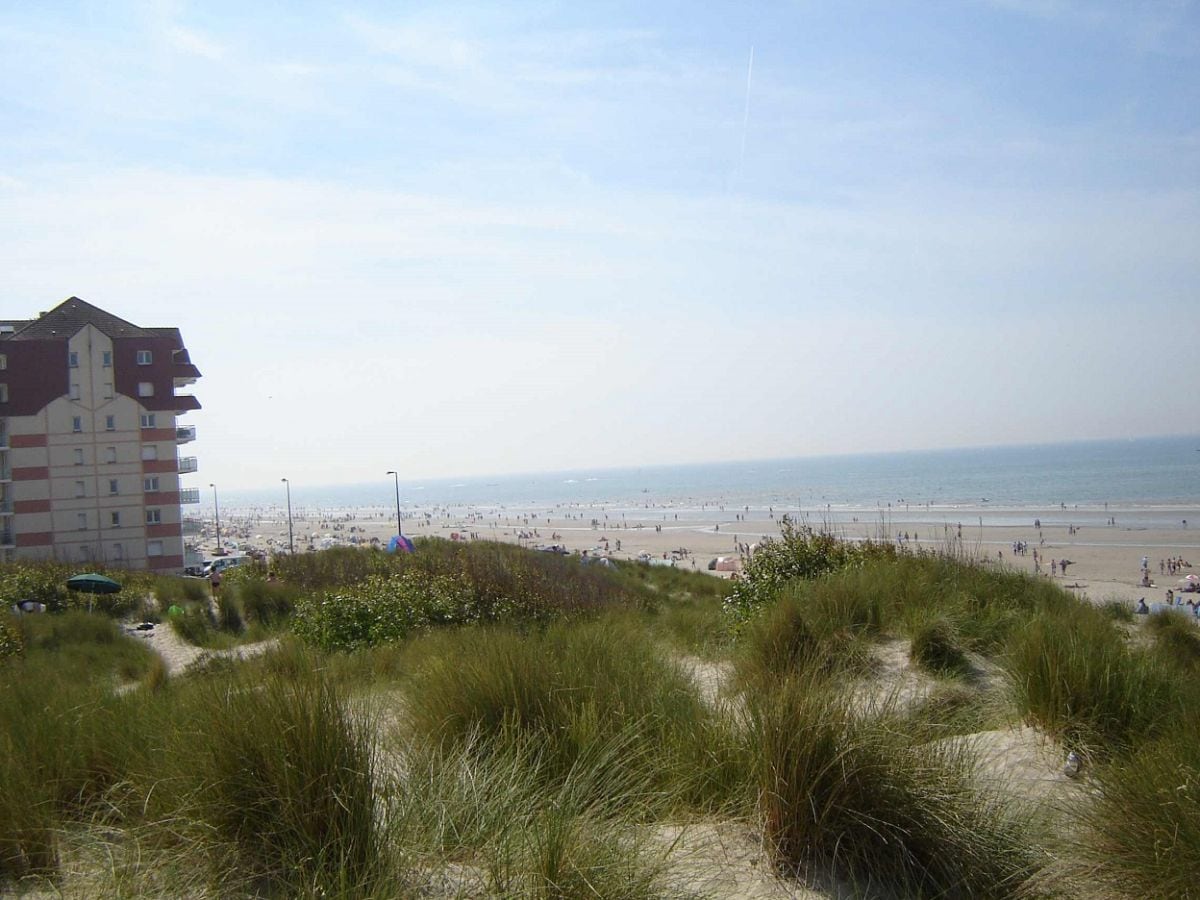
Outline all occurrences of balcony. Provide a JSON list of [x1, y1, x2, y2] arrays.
[[0, 423, 7, 449], [176, 425, 196, 443], [179, 488, 201, 504], [172, 393, 202, 413], [0, 531, 12, 548], [178, 456, 198, 474], [0, 465, 10, 483], [181, 518, 202, 535], [174, 362, 202, 387]]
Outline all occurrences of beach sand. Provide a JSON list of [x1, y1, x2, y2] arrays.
[[199, 502, 1200, 610]]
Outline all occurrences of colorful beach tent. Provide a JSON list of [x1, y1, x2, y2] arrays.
[[387, 534, 415, 553]]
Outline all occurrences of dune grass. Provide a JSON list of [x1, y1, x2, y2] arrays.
[[403, 619, 750, 814], [387, 730, 679, 898], [12, 610, 158, 683], [1144, 607, 1200, 672], [748, 671, 1039, 897], [1007, 606, 1183, 750], [1068, 713, 1200, 898], [173, 663, 384, 893], [7, 537, 1197, 896], [909, 616, 970, 676]]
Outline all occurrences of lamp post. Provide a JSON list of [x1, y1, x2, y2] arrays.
[[210, 483, 222, 554], [281, 477, 294, 554], [386, 470, 403, 537]]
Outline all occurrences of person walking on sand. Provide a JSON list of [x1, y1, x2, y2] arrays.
[[209, 568, 222, 600]]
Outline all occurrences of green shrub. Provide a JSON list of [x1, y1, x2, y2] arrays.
[[0, 615, 22, 661], [723, 519, 896, 625], [293, 571, 474, 652], [0, 561, 151, 617]]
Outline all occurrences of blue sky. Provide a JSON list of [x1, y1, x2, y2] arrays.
[[2, 1, 1198, 490]]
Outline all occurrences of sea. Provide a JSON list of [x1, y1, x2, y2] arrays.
[[220, 434, 1200, 530]]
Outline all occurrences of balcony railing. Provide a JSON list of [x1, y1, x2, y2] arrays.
[[0, 530, 13, 547], [0, 424, 7, 449], [0, 465, 10, 482], [176, 425, 196, 443], [178, 456, 198, 474], [179, 488, 201, 504], [181, 518, 202, 535]]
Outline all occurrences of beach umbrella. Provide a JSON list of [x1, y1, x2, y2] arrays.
[[387, 534, 415, 553], [66, 572, 122, 594]]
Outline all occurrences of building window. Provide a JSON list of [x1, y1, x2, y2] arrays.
[[110, 511, 120, 527], [103, 382, 113, 399], [79, 544, 91, 561], [0, 354, 6, 370], [141, 445, 158, 461], [102, 350, 112, 367], [109, 479, 119, 495], [75, 480, 86, 498], [69, 383, 81, 400], [0, 384, 7, 403], [138, 382, 154, 397], [147, 540, 164, 557], [144, 476, 159, 492], [72, 416, 83, 433], [74, 449, 84, 465], [137, 350, 153, 365], [145, 508, 162, 525], [105, 415, 115, 431], [113, 543, 123, 560], [77, 512, 87, 530], [105, 446, 117, 464], [140, 414, 156, 429], [69, 351, 79, 368]]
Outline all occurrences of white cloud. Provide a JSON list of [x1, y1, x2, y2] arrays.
[[163, 24, 224, 60]]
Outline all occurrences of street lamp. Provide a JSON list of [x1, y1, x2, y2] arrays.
[[386, 470, 403, 537], [210, 483, 222, 553], [281, 477, 294, 554]]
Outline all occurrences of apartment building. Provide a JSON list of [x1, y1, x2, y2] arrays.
[[0, 297, 201, 572]]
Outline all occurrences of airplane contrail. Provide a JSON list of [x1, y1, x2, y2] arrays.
[[738, 45, 754, 178]]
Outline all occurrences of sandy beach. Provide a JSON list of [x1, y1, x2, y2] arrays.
[[196, 502, 1200, 609]]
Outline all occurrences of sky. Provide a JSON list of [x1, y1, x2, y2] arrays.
[[2, 0, 1198, 492]]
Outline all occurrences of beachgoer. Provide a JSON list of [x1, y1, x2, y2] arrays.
[[1135, 598, 1149, 615], [210, 569, 222, 598]]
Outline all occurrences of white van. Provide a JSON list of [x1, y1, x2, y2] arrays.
[[202, 554, 250, 577]]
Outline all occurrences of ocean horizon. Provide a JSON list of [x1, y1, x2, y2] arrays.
[[215, 434, 1200, 528]]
